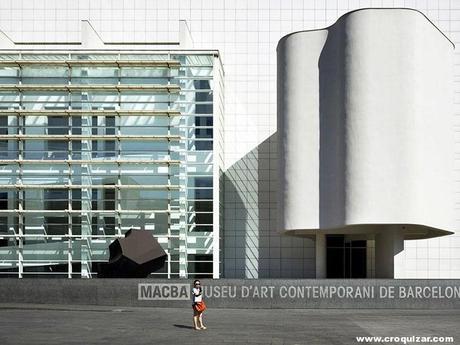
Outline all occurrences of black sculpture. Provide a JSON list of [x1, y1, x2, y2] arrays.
[[97, 229, 167, 278]]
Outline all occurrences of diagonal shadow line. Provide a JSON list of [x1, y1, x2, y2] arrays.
[[173, 324, 195, 330]]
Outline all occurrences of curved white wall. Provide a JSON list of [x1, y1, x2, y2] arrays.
[[277, 9, 455, 240]]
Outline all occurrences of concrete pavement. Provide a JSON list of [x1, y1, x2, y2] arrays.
[[0, 304, 459, 345]]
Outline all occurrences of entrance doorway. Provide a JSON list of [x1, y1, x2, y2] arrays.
[[326, 235, 367, 278]]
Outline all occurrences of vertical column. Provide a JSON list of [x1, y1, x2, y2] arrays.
[[77, 60, 92, 278], [18, 189, 23, 278], [67, 188, 73, 278], [81, 115, 92, 278], [315, 232, 327, 278], [116, 62, 122, 237], [166, 113, 172, 277], [67, 64, 73, 278], [80, 111, 92, 278], [366, 240, 376, 278], [116, 155, 121, 236], [17, 64, 23, 278], [178, 90, 188, 278], [375, 226, 404, 278], [212, 58, 220, 279], [7, 113, 17, 247], [166, 56, 173, 276], [67, 115, 72, 278]]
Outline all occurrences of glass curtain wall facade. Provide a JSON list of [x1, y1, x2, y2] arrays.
[[0, 51, 223, 278]]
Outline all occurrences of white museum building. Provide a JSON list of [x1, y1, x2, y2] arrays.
[[0, 1, 458, 279]]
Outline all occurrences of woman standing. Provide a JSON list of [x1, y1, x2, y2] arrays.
[[192, 279, 207, 330]]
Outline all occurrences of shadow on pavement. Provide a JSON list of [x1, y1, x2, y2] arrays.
[[173, 324, 195, 330]]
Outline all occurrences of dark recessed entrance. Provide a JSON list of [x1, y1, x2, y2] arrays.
[[326, 235, 367, 278]]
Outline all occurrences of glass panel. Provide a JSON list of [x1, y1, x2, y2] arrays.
[[0, 67, 19, 84], [0, 165, 18, 184], [22, 67, 68, 84], [118, 54, 169, 61], [21, 54, 68, 61], [0, 92, 20, 108], [22, 92, 68, 110], [120, 67, 170, 84], [71, 67, 118, 84], [70, 54, 118, 60], [171, 55, 213, 66]]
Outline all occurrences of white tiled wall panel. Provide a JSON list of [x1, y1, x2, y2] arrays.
[[1, 0, 459, 278]]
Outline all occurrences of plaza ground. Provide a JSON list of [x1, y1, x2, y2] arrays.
[[0, 303, 459, 345]]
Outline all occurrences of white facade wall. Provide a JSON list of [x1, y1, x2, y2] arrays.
[[278, 9, 455, 239], [0, 0, 459, 278]]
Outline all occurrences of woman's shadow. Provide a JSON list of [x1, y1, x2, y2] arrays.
[[173, 324, 195, 329]]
